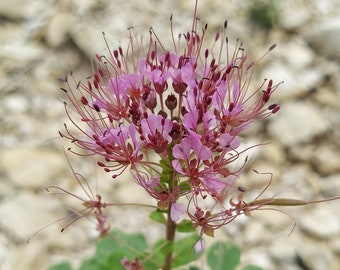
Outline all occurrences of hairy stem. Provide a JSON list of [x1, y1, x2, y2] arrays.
[[163, 203, 177, 270]]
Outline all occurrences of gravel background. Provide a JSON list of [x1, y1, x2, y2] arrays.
[[1, 0, 340, 269]]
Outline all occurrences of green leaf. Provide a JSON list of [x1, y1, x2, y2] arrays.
[[106, 252, 127, 270], [175, 219, 195, 232], [172, 234, 202, 268], [149, 209, 166, 224], [49, 262, 72, 270], [96, 230, 148, 262], [149, 234, 201, 268], [77, 230, 150, 270], [154, 239, 173, 256], [97, 230, 162, 270], [207, 242, 240, 270], [141, 252, 163, 270], [149, 239, 173, 266], [243, 265, 263, 270]]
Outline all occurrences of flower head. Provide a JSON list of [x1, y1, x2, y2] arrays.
[[59, 1, 280, 236]]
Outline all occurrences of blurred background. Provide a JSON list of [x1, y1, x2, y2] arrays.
[[1, 0, 340, 269]]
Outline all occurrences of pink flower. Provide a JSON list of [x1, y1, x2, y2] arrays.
[[90, 124, 143, 176], [219, 133, 240, 152], [201, 169, 234, 195], [172, 136, 212, 173], [140, 114, 173, 154], [59, 2, 280, 236]]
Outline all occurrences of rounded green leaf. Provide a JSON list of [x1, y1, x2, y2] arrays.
[[207, 242, 240, 270], [175, 219, 195, 232]]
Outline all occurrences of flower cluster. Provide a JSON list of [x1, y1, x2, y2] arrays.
[[60, 5, 279, 238]]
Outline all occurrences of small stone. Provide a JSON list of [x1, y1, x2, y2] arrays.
[[314, 86, 340, 107], [3, 94, 30, 114], [261, 141, 286, 165], [298, 243, 333, 270], [312, 144, 340, 175], [268, 237, 298, 263], [242, 249, 274, 270], [319, 174, 340, 198], [0, 0, 39, 20], [280, 39, 314, 69], [280, 165, 319, 198], [2, 147, 65, 189], [307, 18, 340, 60], [299, 205, 340, 239], [0, 234, 11, 270], [70, 24, 106, 58], [0, 191, 59, 241], [296, 68, 324, 92], [330, 235, 340, 254], [268, 102, 328, 146], [0, 42, 43, 63], [262, 63, 301, 99], [243, 220, 269, 245], [249, 210, 293, 234], [7, 241, 50, 270], [279, 5, 311, 30], [46, 13, 74, 48]]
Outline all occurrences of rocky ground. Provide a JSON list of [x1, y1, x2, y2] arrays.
[[1, 0, 340, 269]]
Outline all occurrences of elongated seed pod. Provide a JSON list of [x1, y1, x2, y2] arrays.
[[249, 198, 307, 206]]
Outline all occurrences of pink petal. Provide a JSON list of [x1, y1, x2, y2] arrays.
[[170, 203, 185, 222]]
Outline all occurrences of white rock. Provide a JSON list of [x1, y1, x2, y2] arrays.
[[280, 165, 319, 199], [263, 64, 323, 100], [262, 62, 300, 99], [307, 18, 340, 59], [261, 141, 286, 165], [280, 39, 314, 69], [2, 147, 65, 189], [0, 191, 59, 241], [319, 174, 340, 198], [6, 240, 50, 270], [71, 0, 99, 15], [330, 235, 340, 254], [279, 4, 311, 30], [296, 68, 324, 92], [268, 102, 329, 146], [298, 243, 333, 270], [313, 145, 340, 174], [314, 86, 339, 107], [0, 235, 11, 270], [311, 0, 338, 16], [268, 237, 298, 263], [299, 205, 340, 239], [249, 210, 293, 234], [243, 220, 269, 245], [242, 248, 274, 270], [70, 23, 106, 58], [0, 42, 43, 63], [3, 94, 30, 114], [45, 12, 74, 48], [0, 0, 39, 20]]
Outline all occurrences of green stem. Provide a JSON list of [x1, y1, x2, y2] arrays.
[[163, 202, 177, 270]]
